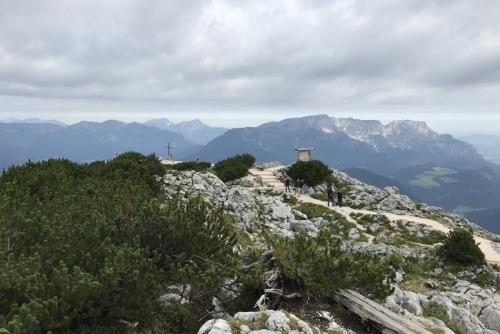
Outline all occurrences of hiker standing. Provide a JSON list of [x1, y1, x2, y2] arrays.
[[327, 188, 334, 206], [337, 190, 343, 207], [299, 179, 304, 194], [285, 178, 291, 193], [294, 179, 300, 196]]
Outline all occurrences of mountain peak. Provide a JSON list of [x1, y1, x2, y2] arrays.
[[332, 117, 384, 140], [384, 120, 436, 137], [1, 118, 67, 126]]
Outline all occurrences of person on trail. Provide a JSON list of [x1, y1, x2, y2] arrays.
[[285, 178, 291, 193], [294, 179, 300, 196], [337, 190, 343, 207], [327, 188, 334, 206], [299, 179, 304, 194]]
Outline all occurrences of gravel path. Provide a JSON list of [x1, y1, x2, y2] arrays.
[[249, 165, 500, 264]]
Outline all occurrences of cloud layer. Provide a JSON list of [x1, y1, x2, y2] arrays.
[[1, 0, 499, 133]]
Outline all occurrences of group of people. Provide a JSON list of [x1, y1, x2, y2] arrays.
[[285, 178, 304, 196], [284, 178, 343, 207], [327, 188, 343, 207]]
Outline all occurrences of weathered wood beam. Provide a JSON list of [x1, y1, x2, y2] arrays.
[[336, 289, 433, 334]]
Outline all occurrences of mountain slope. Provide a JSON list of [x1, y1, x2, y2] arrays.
[[460, 134, 500, 165], [342, 167, 421, 201], [187, 114, 492, 175]]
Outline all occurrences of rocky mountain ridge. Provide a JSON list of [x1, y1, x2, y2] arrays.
[[161, 162, 500, 334], [187, 114, 490, 175]]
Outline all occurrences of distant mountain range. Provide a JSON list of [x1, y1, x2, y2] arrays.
[[3, 117, 68, 126], [2, 114, 500, 234], [142, 118, 228, 145], [187, 114, 493, 174], [459, 134, 500, 165], [0, 120, 201, 170]]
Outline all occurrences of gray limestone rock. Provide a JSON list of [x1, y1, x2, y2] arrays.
[[164, 165, 500, 334], [160, 284, 191, 307]]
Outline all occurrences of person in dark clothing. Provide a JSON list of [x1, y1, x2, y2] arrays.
[[327, 188, 334, 206], [294, 179, 300, 196], [285, 178, 291, 193], [337, 190, 343, 207], [299, 179, 304, 194]]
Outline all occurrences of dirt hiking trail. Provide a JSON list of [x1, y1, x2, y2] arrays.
[[248, 165, 500, 264]]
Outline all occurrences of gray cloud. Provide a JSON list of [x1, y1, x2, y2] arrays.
[[0, 0, 499, 135]]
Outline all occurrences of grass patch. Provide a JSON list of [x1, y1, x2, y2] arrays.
[[410, 174, 440, 188], [439, 176, 458, 183], [260, 188, 283, 196], [427, 167, 456, 176], [410, 167, 457, 188], [311, 193, 327, 201], [423, 302, 466, 334], [294, 202, 332, 218], [228, 318, 251, 333], [423, 214, 450, 226], [283, 194, 299, 205], [453, 205, 475, 213], [425, 326, 447, 334], [254, 312, 270, 329]]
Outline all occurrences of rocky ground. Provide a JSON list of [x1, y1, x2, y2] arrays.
[[161, 163, 500, 334]]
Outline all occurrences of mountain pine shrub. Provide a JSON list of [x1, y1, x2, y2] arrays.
[[166, 160, 212, 172], [214, 153, 256, 182], [437, 229, 486, 266], [286, 160, 331, 187], [0, 153, 240, 333], [263, 228, 394, 301]]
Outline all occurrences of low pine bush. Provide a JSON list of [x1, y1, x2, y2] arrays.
[[286, 160, 331, 187], [214, 153, 255, 182], [437, 229, 486, 266]]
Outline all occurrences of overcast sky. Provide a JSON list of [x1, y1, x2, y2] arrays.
[[1, 0, 499, 136]]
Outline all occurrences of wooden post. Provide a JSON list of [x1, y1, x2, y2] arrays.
[[165, 143, 173, 161]]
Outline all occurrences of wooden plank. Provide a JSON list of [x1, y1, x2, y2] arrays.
[[336, 290, 433, 334]]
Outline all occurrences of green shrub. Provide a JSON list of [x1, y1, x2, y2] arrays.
[[310, 193, 327, 201], [472, 271, 495, 287], [165, 161, 212, 172], [0, 153, 239, 333], [214, 153, 256, 182], [423, 302, 449, 322], [286, 160, 331, 187], [437, 229, 486, 266], [294, 202, 331, 218], [416, 230, 446, 245], [282, 194, 298, 205], [423, 302, 466, 334], [264, 229, 394, 301]]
